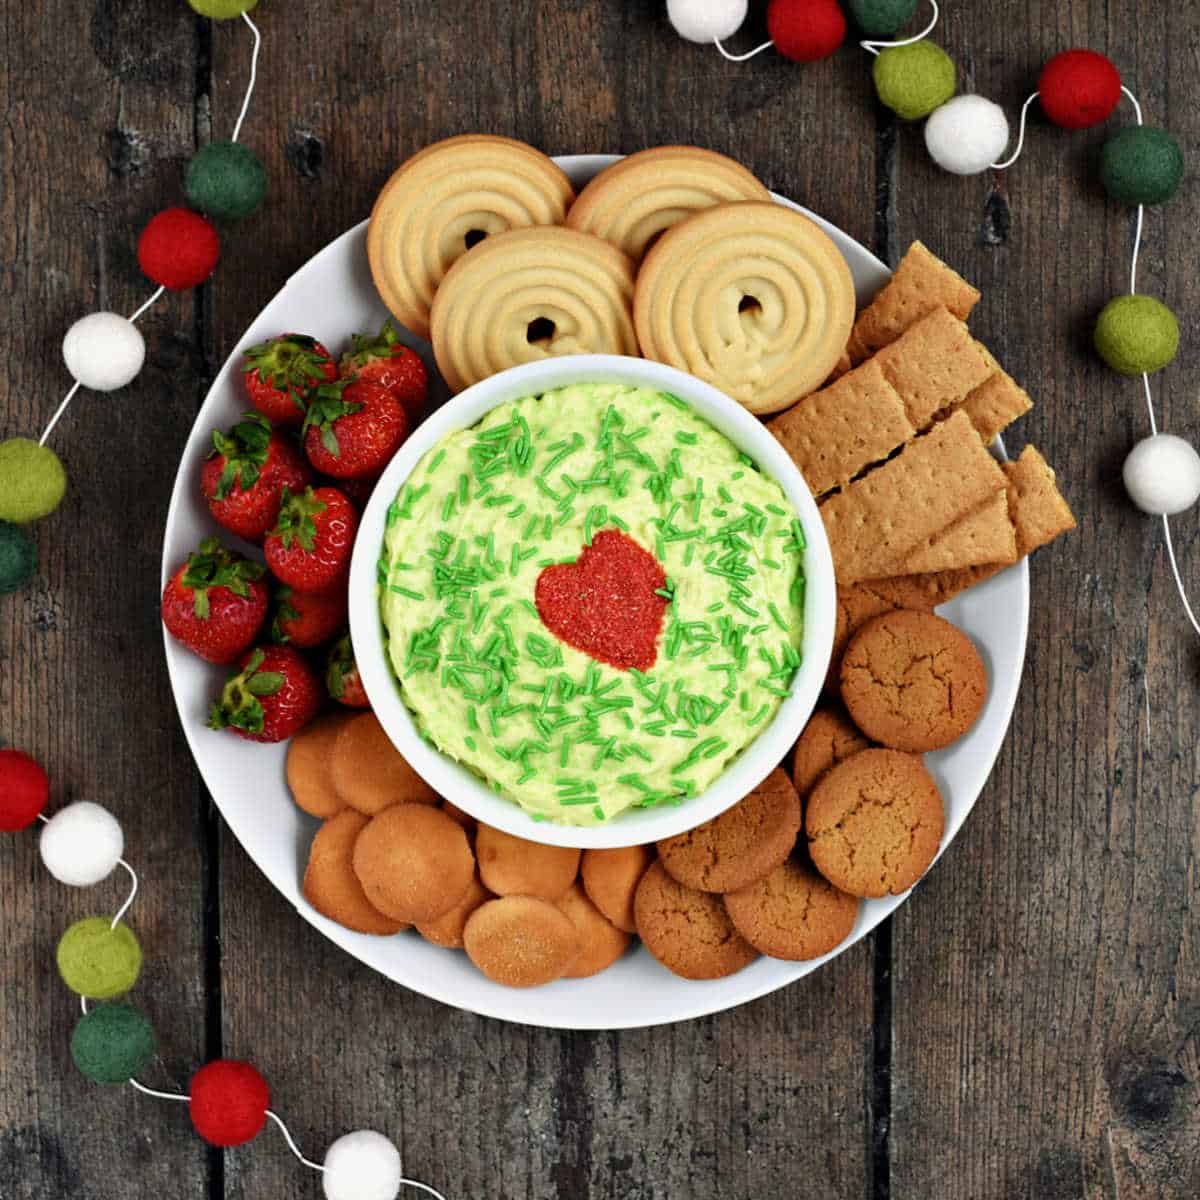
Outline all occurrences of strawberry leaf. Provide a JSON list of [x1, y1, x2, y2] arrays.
[[246, 671, 284, 697]]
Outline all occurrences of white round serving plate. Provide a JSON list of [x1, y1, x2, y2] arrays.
[[162, 154, 1030, 1029]]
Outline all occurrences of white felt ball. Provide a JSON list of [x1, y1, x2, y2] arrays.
[[39, 801, 125, 887], [666, 0, 748, 43], [1123, 434, 1200, 516], [924, 94, 1011, 176], [62, 312, 146, 392], [323, 1131, 404, 1200]]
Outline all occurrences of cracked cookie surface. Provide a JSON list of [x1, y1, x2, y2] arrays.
[[792, 704, 874, 798], [840, 609, 987, 752]]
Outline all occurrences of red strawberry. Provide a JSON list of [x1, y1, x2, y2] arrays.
[[208, 645, 321, 743], [326, 631, 370, 708], [201, 413, 312, 542], [242, 333, 337, 427], [339, 320, 429, 424], [161, 537, 268, 663], [302, 380, 409, 480], [270, 584, 347, 647], [337, 473, 379, 511], [264, 485, 358, 592]]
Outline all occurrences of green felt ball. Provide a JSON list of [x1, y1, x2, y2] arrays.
[[57, 918, 143, 1000], [185, 142, 268, 223], [1101, 127, 1185, 207], [187, 0, 257, 18], [0, 438, 66, 524], [0, 519, 36, 594], [1095, 295, 1180, 376], [71, 1003, 157, 1084], [872, 41, 956, 121], [848, 0, 919, 36]]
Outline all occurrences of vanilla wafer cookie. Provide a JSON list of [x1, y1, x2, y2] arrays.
[[430, 226, 639, 393], [634, 202, 856, 415], [566, 146, 771, 263], [367, 135, 575, 340]]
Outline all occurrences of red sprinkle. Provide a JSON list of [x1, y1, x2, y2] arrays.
[[535, 531, 668, 672]]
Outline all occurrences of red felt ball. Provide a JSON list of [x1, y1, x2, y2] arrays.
[[0, 749, 49, 833], [1038, 49, 1122, 129], [767, 0, 846, 62], [189, 1060, 270, 1147], [137, 208, 220, 291]]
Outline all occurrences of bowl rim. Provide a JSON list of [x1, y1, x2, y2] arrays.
[[348, 353, 836, 849]]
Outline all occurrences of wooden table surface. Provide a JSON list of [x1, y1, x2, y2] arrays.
[[3, 2, 1198, 1197]]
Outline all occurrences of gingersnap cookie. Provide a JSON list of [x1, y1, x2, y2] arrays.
[[330, 711, 439, 816], [634, 201, 856, 414], [806, 749, 945, 898], [415, 872, 492, 949], [634, 861, 758, 980], [430, 226, 639, 393], [441, 800, 477, 834], [463, 896, 580, 988], [566, 146, 771, 263], [580, 844, 655, 934], [302, 810, 407, 936], [287, 712, 351, 818], [351, 803, 475, 924], [840, 609, 988, 752], [656, 767, 801, 893], [723, 857, 859, 961], [367, 134, 575, 340], [475, 822, 580, 901], [792, 704, 873, 798], [554, 882, 632, 978]]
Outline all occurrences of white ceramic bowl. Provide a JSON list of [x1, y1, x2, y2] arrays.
[[348, 354, 836, 849]]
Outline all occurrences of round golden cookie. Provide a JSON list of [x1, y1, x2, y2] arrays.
[[429, 226, 639, 394], [723, 857, 859, 961], [330, 712, 440, 816], [579, 844, 655, 934], [806, 749, 944, 898], [655, 767, 801, 893], [351, 804, 475, 924], [634, 861, 758, 980], [554, 882, 631, 978], [792, 704, 872, 798], [367, 134, 574, 340], [286, 712, 351, 818], [463, 896, 580, 988], [302, 810, 407, 936], [634, 201, 856, 414], [475, 822, 581, 901], [566, 146, 771, 263], [840, 609, 988, 752], [415, 872, 492, 949]]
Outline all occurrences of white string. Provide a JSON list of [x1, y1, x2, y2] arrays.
[[990, 92, 1039, 170], [36, 812, 50, 824], [110, 859, 139, 929], [127, 285, 166, 322], [81, 995, 88, 1015], [230, 12, 262, 144], [1122, 84, 1143, 125], [266, 1110, 326, 1172], [713, 35, 773, 62], [1161, 516, 1200, 638], [860, 0, 940, 55], [128, 1078, 190, 1103], [1142, 374, 1157, 435], [396, 1179, 450, 1199]]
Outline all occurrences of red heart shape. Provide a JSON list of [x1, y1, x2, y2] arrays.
[[534, 530, 668, 672]]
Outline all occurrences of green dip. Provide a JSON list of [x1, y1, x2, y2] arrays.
[[379, 383, 806, 826]]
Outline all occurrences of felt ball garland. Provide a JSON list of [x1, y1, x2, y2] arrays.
[[189, 1060, 271, 1147], [71, 1003, 158, 1086]]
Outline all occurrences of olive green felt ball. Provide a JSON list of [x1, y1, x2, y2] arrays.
[[0, 438, 66, 524], [848, 0, 919, 36], [57, 918, 143, 1000], [872, 41, 956, 121], [1095, 295, 1180, 376], [71, 1003, 156, 1085], [1101, 127, 1185, 207], [0, 520, 36, 594], [187, 0, 257, 18], [186, 142, 268, 223]]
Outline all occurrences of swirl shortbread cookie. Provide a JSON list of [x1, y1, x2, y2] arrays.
[[367, 135, 575, 340], [430, 226, 639, 393], [566, 146, 771, 263], [634, 201, 856, 414]]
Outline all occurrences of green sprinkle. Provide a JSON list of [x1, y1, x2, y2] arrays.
[[592, 805, 606, 821], [507, 502, 525, 519], [465, 735, 477, 751], [675, 431, 698, 445], [758, 682, 791, 698], [765, 503, 787, 516], [762, 559, 782, 570], [738, 452, 755, 467], [768, 602, 789, 632], [748, 703, 771, 725], [671, 728, 698, 739], [441, 493, 456, 522], [731, 597, 760, 618], [388, 585, 425, 600], [718, 484, 733, 503], [427, 448, 447, 474], [661, 392, 689, 411]]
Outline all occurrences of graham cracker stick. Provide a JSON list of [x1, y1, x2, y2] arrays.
[[963, 350, 1034, 443], [900, 489, 1018, 575]]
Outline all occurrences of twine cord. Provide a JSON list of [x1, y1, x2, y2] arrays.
[[990, 92, 1038, 170], [860, 0, 940, 55]]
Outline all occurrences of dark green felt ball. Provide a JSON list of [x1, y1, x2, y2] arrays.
[[185, 142, 267, 223], [70, 1003, 157, 1085], [1100, 127, 1184, 207], [847, 0, 919, 36], [0, 519, 36, 594]]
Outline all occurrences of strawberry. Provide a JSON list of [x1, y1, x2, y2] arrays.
[[208, 645, 322, 743], [336, 473, 379, 511], [242, 333, 337, 427], [326, 631, 370, 708], [161, 537, 268, 663], [264, 485, 358, 592], [302, 380, 409, 480], [339, 319, 429, 424], [201, 413, 311, 542], [270, 584, 347, 647]]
